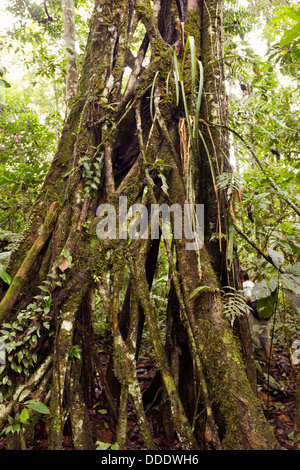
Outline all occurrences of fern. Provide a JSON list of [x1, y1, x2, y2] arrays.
[[221, 287, 247, 327], [188, 284, 247, 327], [216, 172, 246, 199]]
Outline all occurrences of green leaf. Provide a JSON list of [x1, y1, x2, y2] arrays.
[[24, 400, 50, 415], [267, 248, 284, 269], [158, 172, 169, 196], [194, 60, 204, 147], [0, 265, 11, 285], [281, 273, 300, 295], [93, 402, 102, 409], [188, 35, 196, 94], [38, 285, 50, 293], [96, 441, 111, 450], [0, 251, 11, 261], [173, 50, 180, 106], [150, 71, 159, 123], [286, 262, 300, 277], [0, 79, 11, 88], [285, 7, 300, 22], [256, 288, 278, 319], [20, 407, 30, 423], [111, 444, 119, 450], [252, 278, 277, 299], [283, 288, 300, 317], [4, 425, 13, 435], [47, 273, 57, 279], [188, 285, 220, 300], [280, 22, 300, 45]]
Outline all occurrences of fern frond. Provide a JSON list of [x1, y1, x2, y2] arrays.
[[221, 288, 247, 326]]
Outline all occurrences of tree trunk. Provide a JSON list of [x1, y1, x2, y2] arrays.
[[0, 0, 279, 450]]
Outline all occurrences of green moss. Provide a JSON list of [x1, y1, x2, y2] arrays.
[[134, 0, 154, 24], [185, 9, 202, 50]]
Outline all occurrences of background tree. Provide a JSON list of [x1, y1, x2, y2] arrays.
[[0, 0, 91, 256], [223, 0, 300, 352], [61, 0, 79, 114]]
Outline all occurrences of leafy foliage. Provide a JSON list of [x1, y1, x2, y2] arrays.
[[223, 0, 300, 345], [0, 94, 58, 232]]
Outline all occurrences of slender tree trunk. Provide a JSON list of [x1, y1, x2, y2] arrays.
[[61, 0, 79, 115], [0, 0, 280, 450]]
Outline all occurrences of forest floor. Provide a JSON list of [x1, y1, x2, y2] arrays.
[[0, 346, 298, 451], [257, 349, 299, 451], [88, 347, 299, 451]]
